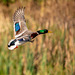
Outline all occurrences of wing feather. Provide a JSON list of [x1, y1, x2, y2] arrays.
[[13, 7, 26, 22], [13, 7, 28, 38]]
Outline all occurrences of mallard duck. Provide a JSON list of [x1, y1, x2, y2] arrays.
[[8, 7, 52, 50]]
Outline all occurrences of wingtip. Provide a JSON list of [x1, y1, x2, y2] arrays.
[[13, 6, 26, 22], [16, 6, 26, 11]]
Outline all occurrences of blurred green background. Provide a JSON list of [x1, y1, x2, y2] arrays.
[[0, 0, 75, 75]]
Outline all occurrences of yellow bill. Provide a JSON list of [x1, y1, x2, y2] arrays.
[[48, 31, 53, 33]]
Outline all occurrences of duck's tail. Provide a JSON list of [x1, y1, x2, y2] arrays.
[[31, 29, 52, 39]]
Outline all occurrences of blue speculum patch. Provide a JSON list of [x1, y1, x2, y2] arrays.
[[15, 22, 20, 32], [19, 38, 23, 41]]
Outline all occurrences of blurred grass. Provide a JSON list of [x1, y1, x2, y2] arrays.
[[0, 0, 75, 75]]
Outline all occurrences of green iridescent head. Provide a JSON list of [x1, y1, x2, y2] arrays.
[[37, 29, 48, 34], [37, 29, 52, 34]]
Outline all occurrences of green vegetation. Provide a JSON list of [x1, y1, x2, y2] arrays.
[[0, 0, 75, 75]]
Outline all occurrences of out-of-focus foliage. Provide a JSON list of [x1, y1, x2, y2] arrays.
[[0, 0, 15, 6], [0, 0, 75, 75]]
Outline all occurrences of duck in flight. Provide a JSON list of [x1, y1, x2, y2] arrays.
[[8, 7, 52, 50]]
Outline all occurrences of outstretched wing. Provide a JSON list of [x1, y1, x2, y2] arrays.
[[13, 7, 28, 38]]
